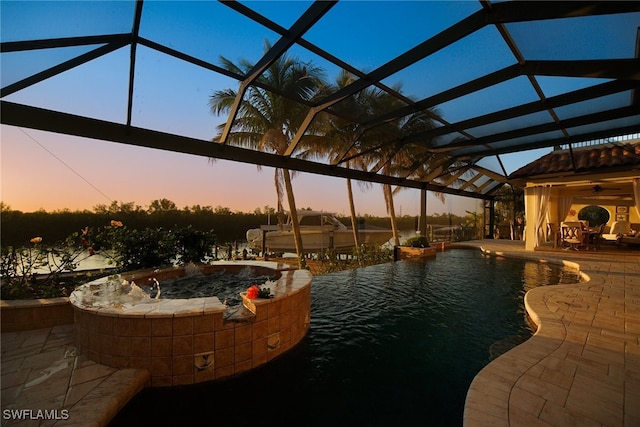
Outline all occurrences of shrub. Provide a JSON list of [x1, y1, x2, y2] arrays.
[[404, 235, 430, 248], [100, 226, 178, 271], [0, 233, 92, 299], [173, 226, 218, 264], [0, 222, 217, 299], [316, 245, 394, 274], [95, 223, 217, 271]]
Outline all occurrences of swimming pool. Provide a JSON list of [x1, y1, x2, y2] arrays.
[[110, 249, 580, 426]]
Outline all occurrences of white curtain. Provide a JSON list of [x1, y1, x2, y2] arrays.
[[633, 178, 640, 218], [557, 195, 573, 225], [533, 186, 551, 247]]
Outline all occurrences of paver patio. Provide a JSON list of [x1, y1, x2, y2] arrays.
[[1, 324, 148, 427]]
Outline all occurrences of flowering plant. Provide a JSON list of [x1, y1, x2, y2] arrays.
[[246, 285, 260, 299], [246, 284, 272, 299], [1, 232, 91, 299]]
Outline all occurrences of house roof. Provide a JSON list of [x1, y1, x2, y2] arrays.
[[509, 140, 640, 181], [1, 1, 639, 200]]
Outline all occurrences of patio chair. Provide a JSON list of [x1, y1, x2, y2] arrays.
[[561, 221, 586, 250]]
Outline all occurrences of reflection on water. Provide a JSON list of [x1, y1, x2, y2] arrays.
[[111, 249, 580, 427], [24, 250, 114, 274]]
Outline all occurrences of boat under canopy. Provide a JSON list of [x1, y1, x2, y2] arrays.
[[246, 211, 393, 254]]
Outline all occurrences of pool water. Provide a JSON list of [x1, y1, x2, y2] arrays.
[[110, 249, 580, 426]]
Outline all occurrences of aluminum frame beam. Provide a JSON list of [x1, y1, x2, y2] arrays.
[[0, 101, 492, 200]]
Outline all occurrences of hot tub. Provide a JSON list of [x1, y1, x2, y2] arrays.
[[70, 261, 312, 387]]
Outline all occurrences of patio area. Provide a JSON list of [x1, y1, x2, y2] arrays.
[[1, 323, 148, 427]]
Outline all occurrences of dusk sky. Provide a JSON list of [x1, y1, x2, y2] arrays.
[[1, 125, 485, 216], [2, 1, 631, 217]]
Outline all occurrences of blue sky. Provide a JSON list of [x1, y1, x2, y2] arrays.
[[2, 1, 635, 216]]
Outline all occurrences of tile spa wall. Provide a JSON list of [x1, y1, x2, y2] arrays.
[[70, 262, 312, 387]]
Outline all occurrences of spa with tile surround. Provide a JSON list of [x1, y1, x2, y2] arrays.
[[69, 261, 312, 387]]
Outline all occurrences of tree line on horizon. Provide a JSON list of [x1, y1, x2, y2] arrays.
[[0, 199, 476, 248]]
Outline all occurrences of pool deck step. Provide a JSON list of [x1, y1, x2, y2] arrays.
[[1, 324, 149, 426]]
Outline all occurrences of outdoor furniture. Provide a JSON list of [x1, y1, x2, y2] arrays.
[[561, 221, 587, 250], [547, 223, 560, 248], [601, 220, 631, 243], [586, 224, 605, 250], [617, 229, 640, 247]]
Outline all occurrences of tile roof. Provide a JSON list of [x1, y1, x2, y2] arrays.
[[508, 141, 640, 180]]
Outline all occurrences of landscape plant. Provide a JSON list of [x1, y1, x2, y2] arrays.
[[209, 40, 327, 269], [316, 245, 394, 274], [0, 221, 217, 300], [404, 235, 430, 248], [0, 233, 93, 299]]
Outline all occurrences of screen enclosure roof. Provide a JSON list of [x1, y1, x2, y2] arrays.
[[1, 0, 639, 201]]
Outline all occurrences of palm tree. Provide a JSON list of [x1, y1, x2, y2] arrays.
[[352, 87, 429, 246], [321, 76, 447, 248], [320, 80, 427, 247], [315, 70, 375, 255], [373, 108, 443, 245], [209, 41, 326, 268]]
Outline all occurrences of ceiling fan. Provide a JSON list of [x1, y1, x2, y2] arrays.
[[572, 184, 631, 199], [579, 184, 623, 193]]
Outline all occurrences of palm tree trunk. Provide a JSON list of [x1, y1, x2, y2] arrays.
[[275, 170, 285, 230], [282, 168, 306, 269], [346, 178, 360, 256], [383, 184, 400, 246]]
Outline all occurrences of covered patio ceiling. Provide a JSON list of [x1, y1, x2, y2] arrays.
[[1, 1, 639, 201]]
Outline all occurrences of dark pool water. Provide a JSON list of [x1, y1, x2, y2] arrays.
[[110, 249, 580, 427], [157, 267, 277, 306]]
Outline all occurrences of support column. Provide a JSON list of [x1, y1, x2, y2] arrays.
[[419, 189, 427, 237], [484, 199, 495, 239], [524, 187, 537, 251]]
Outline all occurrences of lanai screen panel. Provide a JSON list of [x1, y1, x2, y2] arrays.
[[1, 1, 639, 199]]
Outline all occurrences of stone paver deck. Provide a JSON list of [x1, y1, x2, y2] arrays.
[[1, 324, 148, 426], [462, 240, 640, 427]]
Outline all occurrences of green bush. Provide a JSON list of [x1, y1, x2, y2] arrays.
[[0, 222, 217, 299], [404, 235, 430, 248], [95, 223, 217, 271], [0, 233, 92, 299], [100, 226, 178, 271], [174, 226, 218, 264], [316, 245, 394, 274]]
